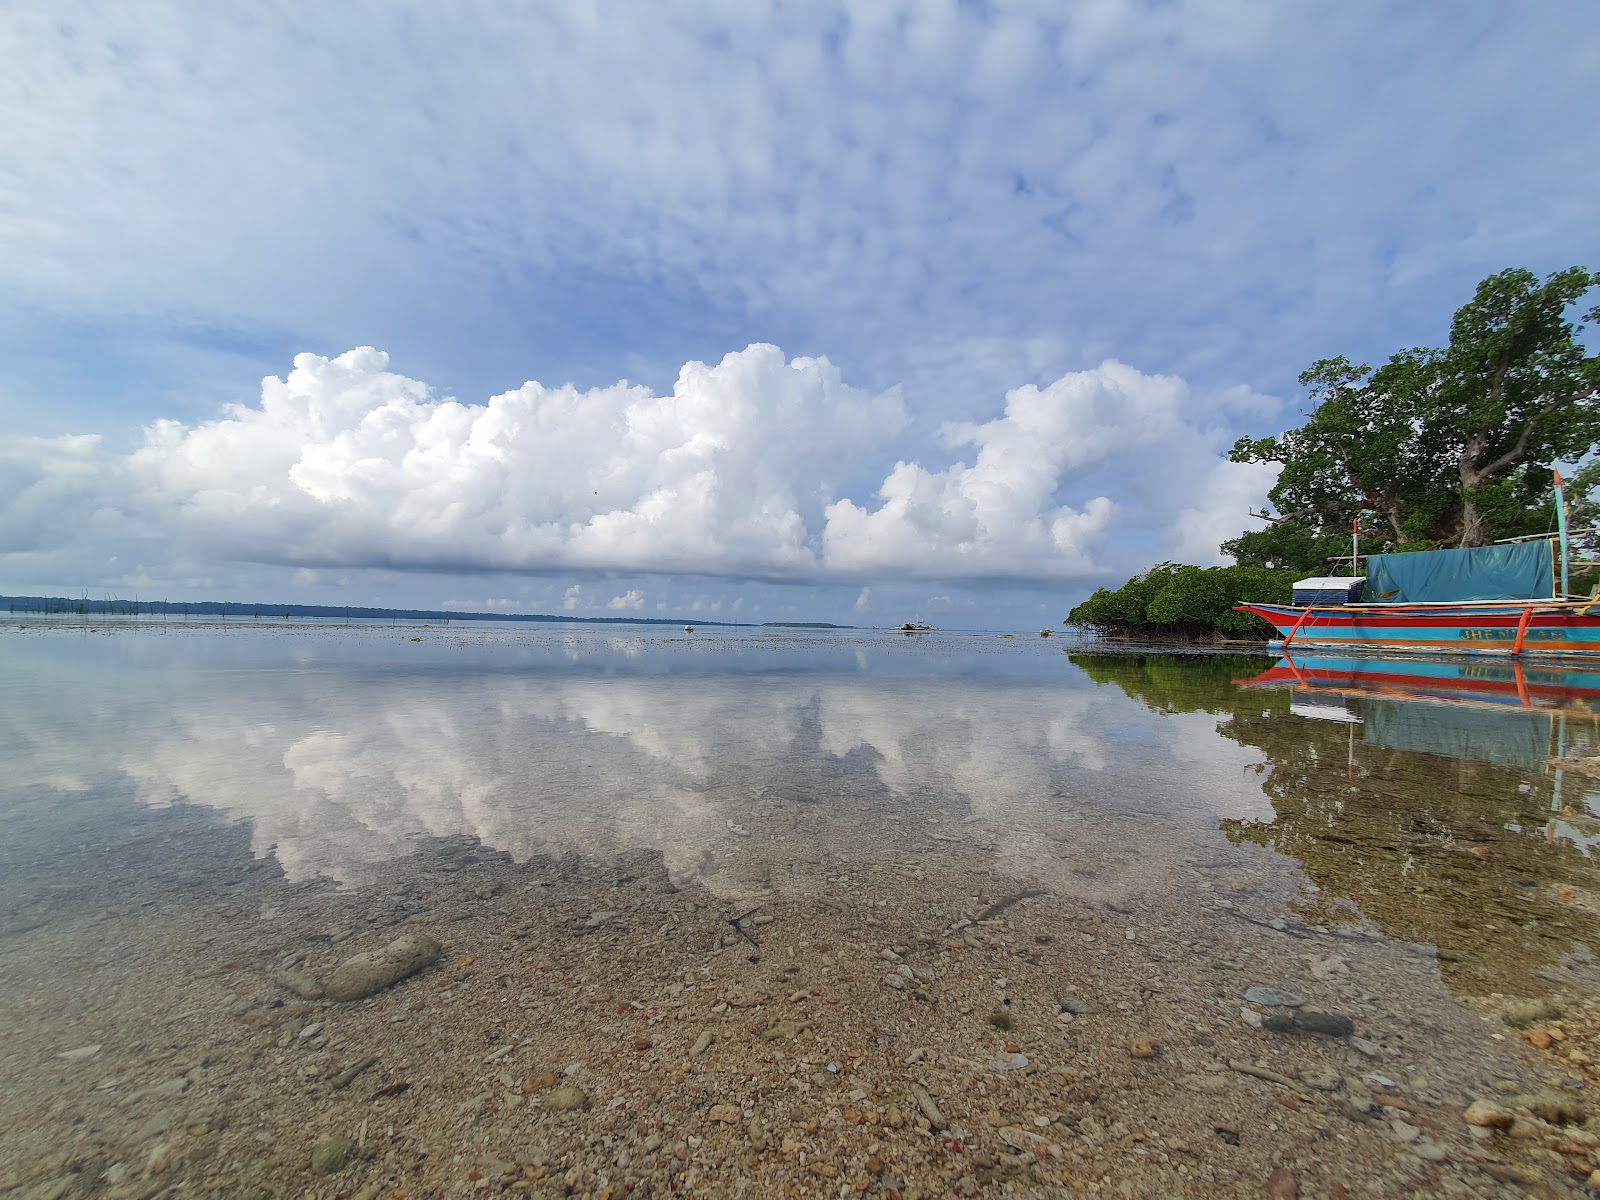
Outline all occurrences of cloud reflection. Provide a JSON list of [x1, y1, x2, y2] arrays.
[[0, 633, 1273, 891]]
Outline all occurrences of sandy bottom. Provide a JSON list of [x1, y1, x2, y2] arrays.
[[4, 783, 1600, 1200]]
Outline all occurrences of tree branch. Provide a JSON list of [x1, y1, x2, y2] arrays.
[[1248, 507, 1316, 526]]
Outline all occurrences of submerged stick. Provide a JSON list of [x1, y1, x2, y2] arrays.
[[1227, 1060, 1297, 1088], [331, 1056, 379, 1090]]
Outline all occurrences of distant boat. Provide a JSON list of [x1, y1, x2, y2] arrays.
[[684, 625, 695, 633], [899, 621, 934, 633], [1039, 629, 1053, 637]]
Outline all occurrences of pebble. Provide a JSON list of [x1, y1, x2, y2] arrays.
[[1503, 1091, 1588, 1124], [327, 933, 442, 1001], [544, 1086, 589, 1112], [883, 974, 906, 991], [1266, 1165, 1297, 1198], [989, 1052, 1030, 1070], [1463, 1099, 1515, 1129], [1244, 986, 1305, 1007], [1059, 997, 1099, 1016], [1262, 1010, 1355, 1039], [1129, 1039, 1161, 1059], [690, 1030, 714, 1058], [582, 911, 619, 931], [1387, 1119, 1421, 1143], [910, 1084, 948, 1130], [708, 1103, 740, 1123], [55, 1044, 103, 1060], [1502, 998, 1561, 1028], [310, 1137, 354, 1176], [274, 969, 325, 1000]]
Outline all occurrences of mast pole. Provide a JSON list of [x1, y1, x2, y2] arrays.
[[1352, 516, 1359, 574], [1555, 470, 1570, 597]]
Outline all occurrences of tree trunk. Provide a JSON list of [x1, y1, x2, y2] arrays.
[[1457, 490, 1487, 547]]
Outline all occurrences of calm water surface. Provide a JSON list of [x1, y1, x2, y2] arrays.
[[3, 620, 1597, 995], [7, 620, 1600, 1198]]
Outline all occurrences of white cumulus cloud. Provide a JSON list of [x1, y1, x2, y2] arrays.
[[0, 344, 1275, 592]]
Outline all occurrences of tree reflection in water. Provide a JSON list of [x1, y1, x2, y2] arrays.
[[1072, 651, 1600, 997]]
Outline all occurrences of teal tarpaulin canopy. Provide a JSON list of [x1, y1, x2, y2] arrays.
[[1363, 540, 1554, 603]]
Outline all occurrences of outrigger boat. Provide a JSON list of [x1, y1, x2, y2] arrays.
[[1234, 478, 1600, 659], [1235, 593, 1600, 657]]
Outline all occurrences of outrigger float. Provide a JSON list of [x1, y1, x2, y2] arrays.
[[1234, 478, 1600, 659]]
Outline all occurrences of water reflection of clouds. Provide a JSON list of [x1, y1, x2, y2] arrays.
[[0, 633, 1273, 890]]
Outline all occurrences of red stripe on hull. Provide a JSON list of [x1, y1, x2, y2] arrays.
[[1234, 602, 1600, 657], [1245, 665, 1600, 703]]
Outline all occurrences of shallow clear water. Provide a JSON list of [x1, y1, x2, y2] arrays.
[[5, 620, 1600, 1197], [3, 621, 1597, 988]]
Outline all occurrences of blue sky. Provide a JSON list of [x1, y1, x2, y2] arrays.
[[2, 1, 1596, 627]]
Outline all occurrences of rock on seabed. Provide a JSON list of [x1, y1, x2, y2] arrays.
[[327, 932, 442, 1001]]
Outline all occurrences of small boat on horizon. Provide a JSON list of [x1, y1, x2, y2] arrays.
[[899, 621, 934, 633]]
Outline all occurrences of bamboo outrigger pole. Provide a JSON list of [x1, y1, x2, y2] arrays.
[[1555, 469, 1570, 598]]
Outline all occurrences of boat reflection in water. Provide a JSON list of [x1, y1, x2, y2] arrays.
[[1171, 651, 1600, 996], [1238, 653, 1600, 837], [1239, 653, 1599, 775]]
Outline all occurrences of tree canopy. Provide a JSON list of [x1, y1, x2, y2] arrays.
[[1066, 563, 1290, 639], [1225, 266, 1599, 574]]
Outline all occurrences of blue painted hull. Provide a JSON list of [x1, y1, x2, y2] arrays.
[[1234, 602, 1600, 657]]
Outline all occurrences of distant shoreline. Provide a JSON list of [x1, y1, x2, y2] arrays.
[[0, 594, 746, 629]]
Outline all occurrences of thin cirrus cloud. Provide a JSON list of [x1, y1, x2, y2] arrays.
[[0, 345, 1273, 589]]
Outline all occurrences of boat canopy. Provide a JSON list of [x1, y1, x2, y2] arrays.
[[1363, 540, 1554, 603], [1292, 577, 1365, 605]]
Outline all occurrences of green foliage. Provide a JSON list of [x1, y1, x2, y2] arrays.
[[1067, 563, 1292, 640], [1568, 459, 1600, 596], [1074, 265, 1599, 626], [1229, 266, 1598, 569], [1070, 652, 1275, 714]]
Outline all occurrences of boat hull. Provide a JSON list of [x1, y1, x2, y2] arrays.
[[1234, 602, 1600, 657]]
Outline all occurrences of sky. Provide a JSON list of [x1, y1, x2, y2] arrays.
[[2, 1, 1597, 628]]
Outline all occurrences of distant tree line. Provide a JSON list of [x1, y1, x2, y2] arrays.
[[1069, 266, 1600, 640], [1, 595, 743, 627]]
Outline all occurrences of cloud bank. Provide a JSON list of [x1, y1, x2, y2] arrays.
[[1, 345, 1275, 590]]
